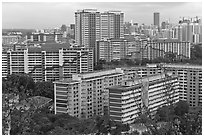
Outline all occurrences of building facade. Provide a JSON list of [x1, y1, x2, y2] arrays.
[[97, 38, 191, 62], [2, 35, 20, 45], [3, 44, 93, 82], [154, 12, 160, 28], [54, 68, 136, 118], [108, 72, 180, 124], [96, 38, 129, 62], [75, 9, 101, 65], [75, 9, 101, 48], [26, 32, 63, 43], [53, 63, 201, 121], [135, 39, 191, 60], [75, 9, 125, 65], [2, 51, 8, 77], [101, 11, 124, 39], [147, 64, 202, 109]]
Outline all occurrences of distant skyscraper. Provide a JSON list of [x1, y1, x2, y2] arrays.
[[75, 9, 101, 48], [75, 9, 125, 65], [75, 9, 101, 66], [154, 12, 160, 27]]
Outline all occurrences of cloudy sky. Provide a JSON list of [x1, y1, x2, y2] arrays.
[[2, 2, 202, 29]]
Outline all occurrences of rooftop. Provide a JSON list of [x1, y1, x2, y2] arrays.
[[28, 43, 70, 52], [146, 63, 202, 69], [109, 73, 177, 92], [16, 96, 52, 110], [151, 39, 188, 43], [75, 68, 124, 80], [54, 79, 79, 84], [82, 72, 122, 80]]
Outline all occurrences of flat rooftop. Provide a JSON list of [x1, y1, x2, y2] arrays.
[[109, 73, 177, 92], [147, 63, 202, 69], [82, 72, 122, 80], [54, 79, 79, 84]]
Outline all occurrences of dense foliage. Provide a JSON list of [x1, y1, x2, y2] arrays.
[[2, 74, 54, 100], [8, 105, 130, 135], [135, 101, 202, 135]]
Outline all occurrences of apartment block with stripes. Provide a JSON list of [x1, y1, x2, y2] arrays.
[[53, 68, 136, 118], [108, 72, 180, 124], [147, 64, 202, 109], [2, 43, 93, 82]]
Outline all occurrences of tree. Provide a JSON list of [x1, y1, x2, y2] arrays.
[[2, 74, 35, 98], [2, 74, 35, 135], [91, 115, 129, 135], [94, 59, 106, 70], [111, 60, 120, 66], [141, 58, 150, 66], [61, 24, 67, 32], [155, 106, 170, 122], [164, 52, 176, 62], [179, 110, 202, 135], [34, 81, 54, 100], [191, 44, 202, 60], [48, 126, 72, 135], [152, 57, 166, 63], [174, 101, 189, 117]]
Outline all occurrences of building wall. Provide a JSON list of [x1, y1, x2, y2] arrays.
[[26, 33, 63, 42], [7, 50, 25, 75], [97, 39, 129, 62], [2, 52, 8, 77], [163, 64, 202, 108], [134, 39, 191, 60], [3, 48, 93, 82], [54, 68, 136, 118], [177, 22, 202, 43], [2, 36, 20, 45], [97, 38, 191, 62], [147, 64, 202, 108], [75, 9, 101, 48], [154, 12, 160, 27], [109, 72, 179, 124], [53, 64, 201, 120], [75, 9, 125, 65]]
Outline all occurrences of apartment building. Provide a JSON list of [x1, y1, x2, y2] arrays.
[[2, 35, 20, 45], [134, 39, 191, 60], [96, 38, 129, 62], [3, 43, 93, 82], [26, 32, 63, 43], [101, 11, 124, 39], [75, 9, 125, 65], [75, 9, 101, 48], [147, 63, 202, 108], [108, 72, 180, 124], [96, 38, 190, 63], [53, 63, 201, 121], [2, 51, 8, 77], [54, 68, 137, 118], [75, 9, 101, 65]]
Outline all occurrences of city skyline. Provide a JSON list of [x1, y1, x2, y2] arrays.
[[2, 2, 202, 29]]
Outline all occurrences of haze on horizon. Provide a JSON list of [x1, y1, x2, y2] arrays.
[[2, 2, 202, 29]]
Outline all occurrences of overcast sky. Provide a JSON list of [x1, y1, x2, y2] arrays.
[[2, 2, 202, 29]]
